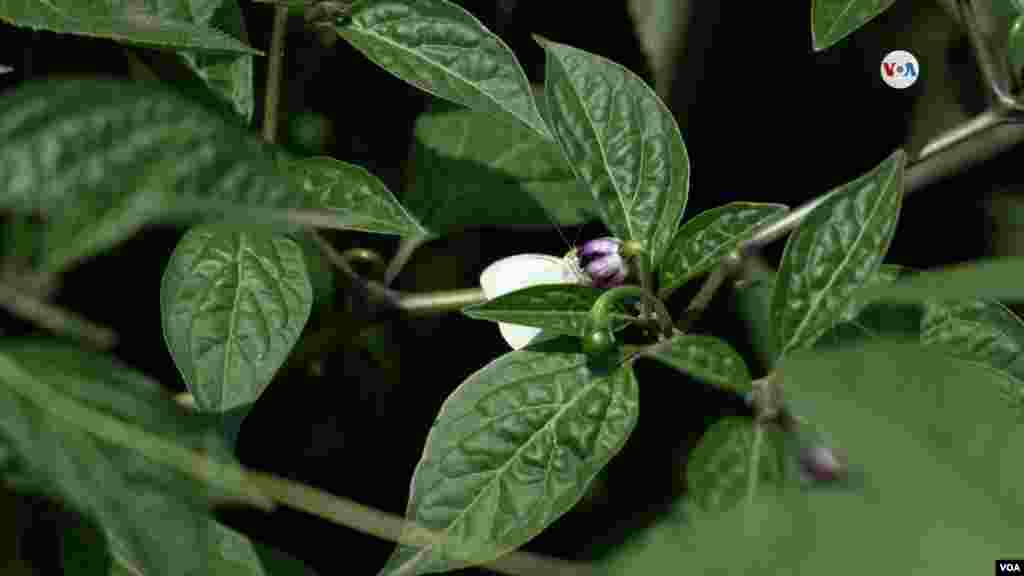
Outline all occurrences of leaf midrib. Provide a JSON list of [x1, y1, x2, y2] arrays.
[[430, 358, 617, 561], [783, 164, 898, 353]]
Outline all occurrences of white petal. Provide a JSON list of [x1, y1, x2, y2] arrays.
[[479, 254, 582, 349]]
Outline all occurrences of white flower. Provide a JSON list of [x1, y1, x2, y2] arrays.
[[479, 251, 586, 349]]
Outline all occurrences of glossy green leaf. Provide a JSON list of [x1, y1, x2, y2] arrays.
[[404, 102, 598, 234], [687, 418, 786, 514], [282, 156, 427, 237], [811, 0, 897, 51], [639, 334, 752, 393], [0, 0, 261, 55], [860, 257, 1024, 304], [161, 224, 313, 412], [658, 202, 789, 299], [921, 299, 1024, 411], [537, 36, 689, 271], [334, 0, 550, 140], [175, 0, 255, 123], [380, 339, 639, 575], [0, 340, 267, 576], [772, 150, 905, 357], [463, 284, 633, 337], [0, 79, 397, 273]]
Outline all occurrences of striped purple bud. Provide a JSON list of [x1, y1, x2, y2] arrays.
[[578, 237, 629, 288]]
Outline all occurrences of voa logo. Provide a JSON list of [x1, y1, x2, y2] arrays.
[[998, 560, 1022, 573], [880, 50, 919, 89]]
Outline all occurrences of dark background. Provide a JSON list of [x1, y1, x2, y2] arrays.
[[1, 1, 1014, 574]]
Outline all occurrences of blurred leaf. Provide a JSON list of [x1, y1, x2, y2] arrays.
[[639, 334, 752, 394], [0, 0, 260, 54], [0, 79, 398, 273], [0, 340, 267, 576], [599, 340, 1024, 573], [772, 150, 905, 357], [334, 0, 550, 140], [811, 0, 897, 51], [404, 103, 597, 234], [658, 203, 789, 299], [161, 224, 313, 412], [281, 156, 427, 237], [921, 298, 1024, 412], [626, 0, 689, 98], [732, 268, 780, 370], [686, 418, 786, 513], [537, 36, 689, 271], [380, 339, 638, 575], [860, 257, 1024, 303]]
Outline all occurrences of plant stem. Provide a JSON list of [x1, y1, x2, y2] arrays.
[[246, 472, 599, 576], [385, 234, 432, 286], [591, 285, 673, 338], [311, 231, 486, 313], [262, 5, 290, 143], [0, 281, 117, 350]]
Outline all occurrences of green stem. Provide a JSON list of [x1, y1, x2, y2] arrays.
[[262, 6, 289, 143], [384, 234, 432, 286], [591, 285, 673, 338], [0, 281, 117, 350]]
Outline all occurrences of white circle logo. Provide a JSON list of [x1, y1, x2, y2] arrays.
[[881, 50, 919, 89]]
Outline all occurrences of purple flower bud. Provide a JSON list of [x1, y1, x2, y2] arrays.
[[799, 444, 846, 483], [577, 237, 630, 288]]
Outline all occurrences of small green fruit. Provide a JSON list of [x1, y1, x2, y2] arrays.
[[583, 327, 616, 356]]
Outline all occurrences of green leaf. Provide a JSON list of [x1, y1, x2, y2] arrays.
[[859, 257, 1024, 304], [403, 102, 598, 234], [380, 339, 639, 575], [1010, 14, 1024, 85], [594, 497, 692, 574], [334, 0, 550, 140], [0, 340, 268, 576], [921, 299, 1024, 411], [0, 79, 392, 273], [639, 334, 752, 394], [657, 202, 789, 299], [771, 150, 905, 357], [282, 156, 427, 237], [463, 284, 633, 337], [0, 0, 261, 55], [772, 341, 1024, 572], [626, 0, 688, 98], [687, 418, 786, 514], [537, 36, 690, 271], [161, 224, 313, 412], [175, 0, 255, 123], [733, 269, 780, 370], [811, 0, 897, 51]]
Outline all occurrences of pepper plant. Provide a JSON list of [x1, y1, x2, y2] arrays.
[[1, 0, 1024, 575]]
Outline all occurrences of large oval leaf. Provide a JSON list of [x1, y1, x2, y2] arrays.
[[658, 202, 789, 299], [404, 101, 598, 234], [0, 340, 266, 576], [334, 0, 550, 140], [811, 0, 897, 51], [380, 339, 639, 575], [282, 156, 427, 237], [537, 36, 690, 271], [161, 224, 313, 412], [0, 0, 260, 55], [639, 334, 752, 394], [771, 150, 905, 357], [687, 418, 786, 514], [0, 79, 407, 272]]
